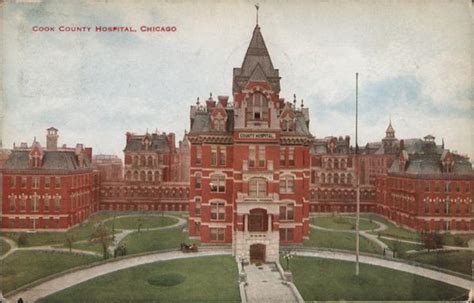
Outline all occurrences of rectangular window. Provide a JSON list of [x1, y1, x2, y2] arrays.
[[195, 174, 202, 189], [44, 196, 50, 212], [45, 177, 50, 189], [10, 176, 16, 188], [9, 196, 15, 212], [210, 202, 225, 220], [21, 177, 27, 189], [280, 176, 295, 193], [289, 147, 295, 166], [54, 196, 61, 212], [32, 195, 39, 212], [210, 175, 225, 192], [258, 147, 265, 167], [211, 146, 217, 166], [196, 146, 202, 165], [279, 228, 294, 241], [279, 205, 294, 221], [210, 228, 225, 241], [249, 146, 256, 168], [32, 176, 39, 189], [280, 147, 286, 166], [55, 177, 61, 189], [219, 148, 226, 166], [249, 178, 267, 197], [20, 197, 26, 212], [195, 197, 201, 216]]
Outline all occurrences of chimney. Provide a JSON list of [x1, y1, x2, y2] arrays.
[[85, 147, 93, 161], [167, 132, 176, 152], [46, 127, 59, 150]]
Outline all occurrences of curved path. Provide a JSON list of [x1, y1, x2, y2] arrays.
[[0, 214, 187, 261], [7, 249, 232, 302], [294, 249, 473, 291], [309, 216, 391, 252], [107, 214, 186, 254]]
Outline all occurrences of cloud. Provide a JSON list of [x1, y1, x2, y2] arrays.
[[1, 0, 472, 160]]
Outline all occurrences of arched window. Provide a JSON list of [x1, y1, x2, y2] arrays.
[[147, 171, 153, 181], [140, 171, 146, 181], [321, 173, 325, 184], [155, 171, 161, 182], [246, 93, 268, 121], [334, 174, 339, 184], [125, 171, 132, 181], [249, 177, 267, 197], [341, 174, 346, 184], [140, 156, 146, 166], [133, 171, 139, 181], [147, 156, 153, 167]]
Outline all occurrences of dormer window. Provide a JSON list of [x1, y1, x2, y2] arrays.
[[282, 116, 294, 132], [246, 93, 268, 121], [214, 117, 226, 131]]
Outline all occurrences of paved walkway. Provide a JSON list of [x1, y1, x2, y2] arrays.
[[295, 249, 473, 291], [244, 263, 298, 303], [6, 249, 231, 302]]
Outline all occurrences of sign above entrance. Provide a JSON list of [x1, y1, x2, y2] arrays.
[[238, 132, 276, 139]]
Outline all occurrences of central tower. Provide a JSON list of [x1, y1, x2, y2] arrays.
[[188, 23, 312, 263]]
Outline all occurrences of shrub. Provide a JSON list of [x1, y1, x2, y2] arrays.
[[17, 233, 29, 246]]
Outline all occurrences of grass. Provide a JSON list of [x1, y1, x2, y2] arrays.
[[379, 238, 423, 256], [120, 227, 199, 255], [405, 250, 474, 276], [0, 250, 100, 294], [103, 215, 178, 230], [304, 228, 383, 255], [40, 256, 240, 303], [0, 212, 118, 247], [363, 214, 421, 241], [0, 238, 11, 256], [290, 256, 469, 301], [58, 241, 105, 254], [310, 216, 379, 231]]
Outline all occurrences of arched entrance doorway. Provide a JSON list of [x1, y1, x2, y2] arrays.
[[250, 244, 266, 263]]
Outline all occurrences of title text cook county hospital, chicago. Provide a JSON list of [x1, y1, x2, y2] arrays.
[[32, 26, 177, 32]]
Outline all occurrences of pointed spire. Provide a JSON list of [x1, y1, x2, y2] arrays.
[[232, 17, 280, 94], [255, 3, 260, 26], [196, 97, 200, 106], [442, 138, 445, 149], [293, 94, 297, 109], [301, 99, 304, 108]]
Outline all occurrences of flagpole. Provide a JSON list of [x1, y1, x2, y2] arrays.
[[355, 72, 360, 276]]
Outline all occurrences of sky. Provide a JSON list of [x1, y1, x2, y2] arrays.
[[1, 0, 472, 160]]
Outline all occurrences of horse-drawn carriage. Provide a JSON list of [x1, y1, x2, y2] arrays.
[[180, 242, 198, 253]]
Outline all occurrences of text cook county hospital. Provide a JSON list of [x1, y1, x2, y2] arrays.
[[32, 25, 177, 32]]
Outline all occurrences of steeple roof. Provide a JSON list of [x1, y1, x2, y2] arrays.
[[233, 25, 280, 94]]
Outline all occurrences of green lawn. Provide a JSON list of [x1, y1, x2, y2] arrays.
[[103, 215, 178, 230], [0, 212, 119, 247], [304, 228, 383, 255], [379, 238, 423, 256], [58, 241, 105, 254], [442, 233, 474, 247], [290, 256, 469, 301], [405, 250, 473, 276], [363, 214, 421, 241], [310, 216, 379, 231], [120, 227, 199, 255], [0, 238, 11, 256], [1, 250, 100, 294], [40, 256, 240, 303]]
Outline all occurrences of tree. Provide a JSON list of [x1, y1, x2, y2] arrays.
[[17, 233, 29, 247], [281, 249, 294, 271], [65, 234, 75, 253], [91, 223, 112, 259], [421, 231, 444, 251]]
